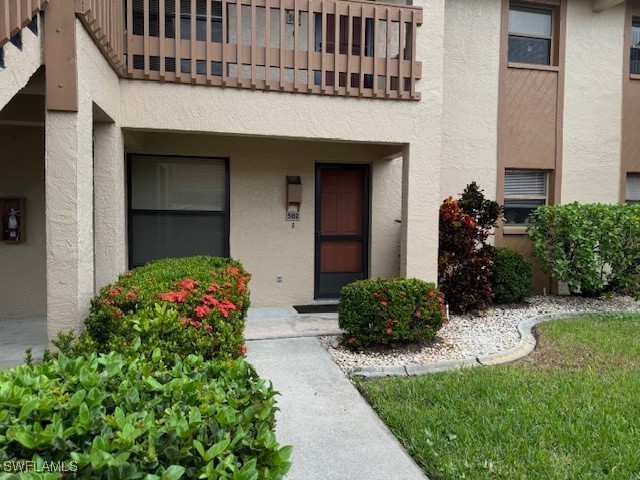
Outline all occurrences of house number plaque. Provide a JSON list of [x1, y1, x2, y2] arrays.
[[286, 211, 300, 221]]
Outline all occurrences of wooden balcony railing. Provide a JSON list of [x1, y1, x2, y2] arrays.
[[75, 0, 126, 73], [125, 0, 422, 100], [0, 0, 49, 47]]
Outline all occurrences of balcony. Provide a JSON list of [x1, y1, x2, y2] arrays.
[[77, 0, 422, 100]]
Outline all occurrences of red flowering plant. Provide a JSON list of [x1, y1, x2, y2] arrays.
[[84, 256, 251, 361], [438, 196, 495, 314], [338, 278, 445, 348]]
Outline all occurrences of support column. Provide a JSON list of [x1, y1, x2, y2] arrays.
[[45, 106, 94, 340], [93, 122, 126, 289], [400, 0, 445, 283]]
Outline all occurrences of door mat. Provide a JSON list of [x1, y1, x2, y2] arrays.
[[293, 304, 338, 314]]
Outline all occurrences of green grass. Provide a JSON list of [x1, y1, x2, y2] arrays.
[[357, 312, 640, 480]]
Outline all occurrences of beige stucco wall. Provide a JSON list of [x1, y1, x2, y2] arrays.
[[0, 17, 42, 111], [440, 0, 501, 201], [45, 21, 123, 338], [0, 125, 46, 318], [130, 132, 402, 305], [561, 1, 625, 204], [120, 0, 444, 287]]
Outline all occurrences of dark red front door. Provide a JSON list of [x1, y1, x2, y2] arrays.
[[315, 165, 369, 298]]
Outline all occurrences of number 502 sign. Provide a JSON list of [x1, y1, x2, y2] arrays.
[[286, 211, 300, 221]]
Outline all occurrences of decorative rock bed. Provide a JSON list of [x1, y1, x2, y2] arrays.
[[318, 295, 640, 376]]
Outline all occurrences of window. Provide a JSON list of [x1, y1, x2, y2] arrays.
[[508, 4, 555, 66], [627, 173, 640, 204], [128, 155, 229, 267], [631, 18, 640, 74], [504, 170, 548, 224]]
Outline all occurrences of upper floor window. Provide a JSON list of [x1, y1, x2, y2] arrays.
[[626, 173, 640, 204], [508, 4, 555, 66], [504, 169, 548, 224], [631, 18, 640, 74]]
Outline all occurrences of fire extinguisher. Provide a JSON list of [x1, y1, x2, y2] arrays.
[[6, 209, 19, 242]]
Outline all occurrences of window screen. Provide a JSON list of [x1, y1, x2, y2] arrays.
[[504, 170, 547, 224], [627, 173, 640, 204], [129, 155, 229, 267], [631, 18, 640, 74], [508, 5, 553, 66]]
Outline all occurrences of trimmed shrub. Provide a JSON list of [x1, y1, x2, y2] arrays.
[[527, 203, 640, 296], [84, 256, 250, 360], [0, 350, 292, 479], [491, 247, 533, 304], [338, 278, 446, 348], [438, 197, 494, 313]]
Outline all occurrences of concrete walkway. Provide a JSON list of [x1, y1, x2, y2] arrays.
[[246, 331, 428, 479], [247, 309, 427, 479], [0, 317, 46, 369]]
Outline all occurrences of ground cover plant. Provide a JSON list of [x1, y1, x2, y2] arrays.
[[0, 347, 292, 479], [83, 256, 250, 360], [338, 278, 446, 348], [358, 312, 640, 480]]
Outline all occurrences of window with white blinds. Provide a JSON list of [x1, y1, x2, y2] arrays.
[[504, 169, 548, 224], [627, 173, 640, 204], [129, 155, 229, 267]]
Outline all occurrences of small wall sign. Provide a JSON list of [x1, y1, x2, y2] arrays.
[[286, 211, 300, 221]]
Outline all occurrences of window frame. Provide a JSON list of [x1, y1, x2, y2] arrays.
[[626, 172, 640, 204], [127, 153, 230, 269], [507, 2, 558, 68], [630, 17, 640, 76], [503, 169, 549, 228]]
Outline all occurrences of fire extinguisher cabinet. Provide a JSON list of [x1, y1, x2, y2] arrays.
[[1, 197, 26, 243]]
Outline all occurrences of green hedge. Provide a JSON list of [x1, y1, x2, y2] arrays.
[[491, 247, 532, 304], [338, 278, 446, 348], [527, 203, 640, 296], [0, 350, 291, 479], [83, 256, 250, 361]]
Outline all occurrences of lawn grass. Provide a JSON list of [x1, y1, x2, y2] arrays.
[[357, 312, 640, 480]]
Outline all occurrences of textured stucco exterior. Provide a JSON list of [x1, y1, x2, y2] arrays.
[[0, 126, 46, 317], [561, 1, 625, 203], [44, 21, 123, 339], [129, 132, 403, 306], [441, 0, 501, 200], [0, 20, 42, 111]]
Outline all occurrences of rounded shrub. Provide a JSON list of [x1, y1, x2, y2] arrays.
[[491, 247, 533, 304], [0, 350, 292, 479], [338, 278, 446, 348], [84, 256, 251, 361]]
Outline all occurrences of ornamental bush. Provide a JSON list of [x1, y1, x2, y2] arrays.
[[490, 247, 533, 304], [83, 256, 250, 361], [527, 203, 640, 297], [438, 197, 494, 313], [338, 278, 446, 348], [0, 349, 292, 479]]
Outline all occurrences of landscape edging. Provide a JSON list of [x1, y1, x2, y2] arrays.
[[350, 310, 634, 378]]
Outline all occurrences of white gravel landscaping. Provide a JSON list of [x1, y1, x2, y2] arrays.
[[318, 295, 640, 375]]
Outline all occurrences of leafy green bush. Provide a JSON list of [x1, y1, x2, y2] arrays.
[[491, 247, 533, 304], [338, 278, 446, 348], [527, 203, 640, 296], [84, 256, 250, 360], [0, 349, 292, 479]]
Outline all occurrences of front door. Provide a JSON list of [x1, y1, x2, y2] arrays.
[[315, 165, 369, 298]]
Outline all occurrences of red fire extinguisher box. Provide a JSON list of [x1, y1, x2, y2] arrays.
[[1, 197, 26, 243]]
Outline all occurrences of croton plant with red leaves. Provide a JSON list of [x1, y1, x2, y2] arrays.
[[84, 256, 250, 360]]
